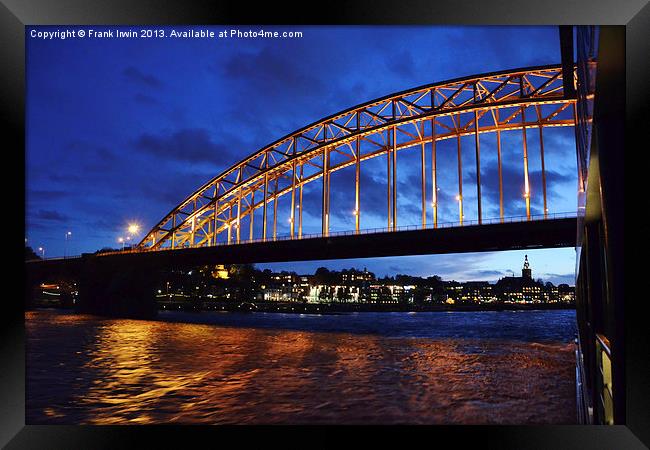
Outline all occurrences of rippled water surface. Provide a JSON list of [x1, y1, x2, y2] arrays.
[[26, 309, 577, 424]]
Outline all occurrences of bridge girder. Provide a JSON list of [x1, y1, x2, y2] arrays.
[[138, 64, 578, 252]]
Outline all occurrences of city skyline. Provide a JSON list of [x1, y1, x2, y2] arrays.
[[257, 248, 575, 286], [209, 252, 575, 286], [144, 253, 576, 308]]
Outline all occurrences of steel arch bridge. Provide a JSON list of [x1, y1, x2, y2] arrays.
[[138, 64, 578, 251]]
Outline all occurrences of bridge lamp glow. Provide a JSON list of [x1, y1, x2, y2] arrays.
[[128, 223, 140, 235]]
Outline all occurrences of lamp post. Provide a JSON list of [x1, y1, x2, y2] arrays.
[[128, 223, 140, 236], [126, 223, 140, 251], [38, 247, 45, 259], [118, 237, 125, 251], [64, 231, 72, 258]]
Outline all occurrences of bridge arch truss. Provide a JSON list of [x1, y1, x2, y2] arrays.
[[139, 64, 577, 251]]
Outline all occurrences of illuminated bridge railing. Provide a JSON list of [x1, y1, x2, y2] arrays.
[[98, 211, 577, 256]]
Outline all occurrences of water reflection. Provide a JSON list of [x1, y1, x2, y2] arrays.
[[26, 310, 576, 424]]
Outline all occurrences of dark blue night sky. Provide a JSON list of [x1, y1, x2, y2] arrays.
[[26, 25, 577, 284]]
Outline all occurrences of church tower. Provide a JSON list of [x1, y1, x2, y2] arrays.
[[522, 254, 532, 279]]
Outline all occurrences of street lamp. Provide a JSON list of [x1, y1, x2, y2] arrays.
[[118, 237, 125, 251], [125, 224, 140, 251], [64, 231, 72, 258], [128, 223, 140, 235], [38, 246, 45, 259]]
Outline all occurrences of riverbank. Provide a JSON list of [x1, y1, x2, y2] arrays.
[[158, 300, 575, 314], [28, 300, 576, 315]]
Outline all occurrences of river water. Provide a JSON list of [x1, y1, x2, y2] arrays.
[[26, 309, 577, 424]]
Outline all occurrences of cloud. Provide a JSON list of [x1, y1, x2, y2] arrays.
[[220, 46, 324, 96], [133, 128, 238, 164], [133, 93, 158, 105], [213, 42, 380, 139], [477, 162, 575, 217], [81, 147, 118, 172], [439, 27, 560, 77], [123, 66, 163, 89], [384, 50, 416, 78], [541, 272, 575, 285], [27, 189, 70, 201], [48, 174, 80, 183], [465, 269, 506, 279], [33, 210, 69, 222]]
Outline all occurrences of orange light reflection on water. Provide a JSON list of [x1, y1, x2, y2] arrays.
[[26, 311, 576, 425]]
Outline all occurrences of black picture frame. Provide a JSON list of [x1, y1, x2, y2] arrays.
[[5, 0, 648, 447]]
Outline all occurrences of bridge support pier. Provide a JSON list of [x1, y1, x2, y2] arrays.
[[76, 255, 158, 319]]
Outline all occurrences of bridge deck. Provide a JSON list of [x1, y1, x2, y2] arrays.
[[28, 217, 577, 276], [139, 217, 577, 266]]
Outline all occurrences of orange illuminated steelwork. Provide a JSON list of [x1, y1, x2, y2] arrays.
[[138, 64, 577, 251]]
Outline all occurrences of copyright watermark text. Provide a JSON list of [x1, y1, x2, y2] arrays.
[[29, 28, 304, 41]]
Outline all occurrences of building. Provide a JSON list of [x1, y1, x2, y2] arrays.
[[341, 267, 375, 284], [494, 255, 545, 303], [558, 284, 576, 303], [462, 281, 496, 303], [522, 254, 532, 279]]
